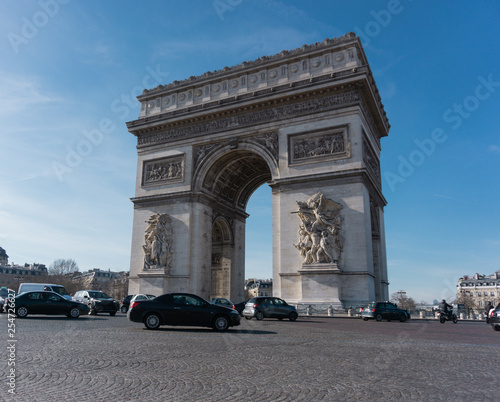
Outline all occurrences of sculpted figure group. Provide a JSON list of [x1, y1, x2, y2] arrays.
[[294, 192, 344, 265], [143, 213, 173, 270]]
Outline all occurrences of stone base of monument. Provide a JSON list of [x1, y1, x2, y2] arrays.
[[296, 263, 343, 309]]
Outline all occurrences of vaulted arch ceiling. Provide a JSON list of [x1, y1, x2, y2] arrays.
[[202, 150, 271, 209]]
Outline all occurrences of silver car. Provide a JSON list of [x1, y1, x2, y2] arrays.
[[243, 297, 298, 321]]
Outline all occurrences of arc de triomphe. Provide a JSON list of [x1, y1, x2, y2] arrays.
[[126, 33, 390, 308]]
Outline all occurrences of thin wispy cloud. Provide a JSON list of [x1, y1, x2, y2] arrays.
[[489, 145, 500, 154], [0, 72, 62, 116]]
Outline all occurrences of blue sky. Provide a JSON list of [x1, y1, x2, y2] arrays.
[[1, 1, 499, 303]]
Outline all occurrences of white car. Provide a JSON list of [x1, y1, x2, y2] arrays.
[[128, 294, 156, 313]]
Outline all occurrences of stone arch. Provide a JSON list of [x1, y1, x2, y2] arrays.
[[193, 140, 277, 210]]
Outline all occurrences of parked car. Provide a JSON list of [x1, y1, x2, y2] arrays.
[[18, 283, 72, 300], [361, 301, 410, 322], [0, 287, 16, 313], [490, 304, 500, 331], [211, 297, 235, 310], [128, 292, 241, 331], [243, 296, 298, 321], [11, 291, 90, 318], [73, 290, 119, 316]]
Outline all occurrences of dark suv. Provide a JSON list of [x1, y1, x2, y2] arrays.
[[243, 296, 298, 321], [361, 301, 410, 322], [73, 290, 119, 316]]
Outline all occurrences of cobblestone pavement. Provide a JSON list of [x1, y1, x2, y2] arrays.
[[1, 313, 499, 401]]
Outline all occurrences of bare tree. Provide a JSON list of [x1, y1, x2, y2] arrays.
[[457, 292, 478, 311], [48, 259, 79, 276], [390, 290, 416, 311]]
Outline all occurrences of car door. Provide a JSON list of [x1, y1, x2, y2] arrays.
[[272, 298, 289, 318], [43, 292, 67, 315], [172, 294, 209, 326], [260, 298, 274, 317], [385, 303, 398, 320], [25, 292, 45, 314]]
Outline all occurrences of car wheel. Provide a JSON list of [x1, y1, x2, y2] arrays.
[[375, 314, 383, 322], [399, 314, 407, 322], [213, 315, 229, 331], [245, 316, 252, 320], [144, 313, 161, 330], [493, 325, 500, 331], [256, 311, 265, 321], [121, 306, 128, 314], [289, 311, 298, 321], [68, 307, 80, 318], [16, 306, 29, 318], [110, 312, 116, 316], [439, 315, 446, 324], [363, 318, 369, 321]]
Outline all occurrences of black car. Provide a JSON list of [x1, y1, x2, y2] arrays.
[[0, 287, 15, 313], [128, 292, 241, 331], [490, 304, 500, 331], [10, 291, 90, 318], [242, 297, 298, 321], [120, 295, 135, 313], [73, 290, 119, 316], [361, 301, 410, 322]]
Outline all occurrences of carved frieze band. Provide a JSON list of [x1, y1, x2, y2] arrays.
[[137, 90, 360, 148], [142, 155, 184, 186], [289, 125, 350, 165]]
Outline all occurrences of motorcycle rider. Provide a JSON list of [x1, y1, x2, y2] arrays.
[[439, 299, 452, 319], [485, 301, 493, 323]]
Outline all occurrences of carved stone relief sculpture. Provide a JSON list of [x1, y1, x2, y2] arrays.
[[294, 192, 344, 265], [289, 126, 350, 165], [143, 157, 184, 186], [143, 213, 173, 271]]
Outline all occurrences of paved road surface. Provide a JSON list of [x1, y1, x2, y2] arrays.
[[1, 313, 499, 401]]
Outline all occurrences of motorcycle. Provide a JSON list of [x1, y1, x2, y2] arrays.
[[437, 308, 458, 324]]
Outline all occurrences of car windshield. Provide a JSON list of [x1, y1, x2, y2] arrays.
[[89, 291, 110, 299], [52, 287, 70, 296]]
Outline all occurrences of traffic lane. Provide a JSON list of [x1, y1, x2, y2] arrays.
[[292, 316, 500, 346]]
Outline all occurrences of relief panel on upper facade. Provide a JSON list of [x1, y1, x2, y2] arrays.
[[288, 125, 350, 165], [142, 155, 185, 187], [362, 137, 381, 186]]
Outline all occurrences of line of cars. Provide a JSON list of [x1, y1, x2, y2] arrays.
[[4, 283, 500, 333], [1, 283, 122, 318]]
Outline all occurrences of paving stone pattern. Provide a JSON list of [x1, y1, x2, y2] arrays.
[[1, 315, 499, 401]]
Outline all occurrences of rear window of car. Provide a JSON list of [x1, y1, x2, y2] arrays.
[[52, 286, 70, 296], [89, 291, 110, 299], [247, 298, 256, 304]]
